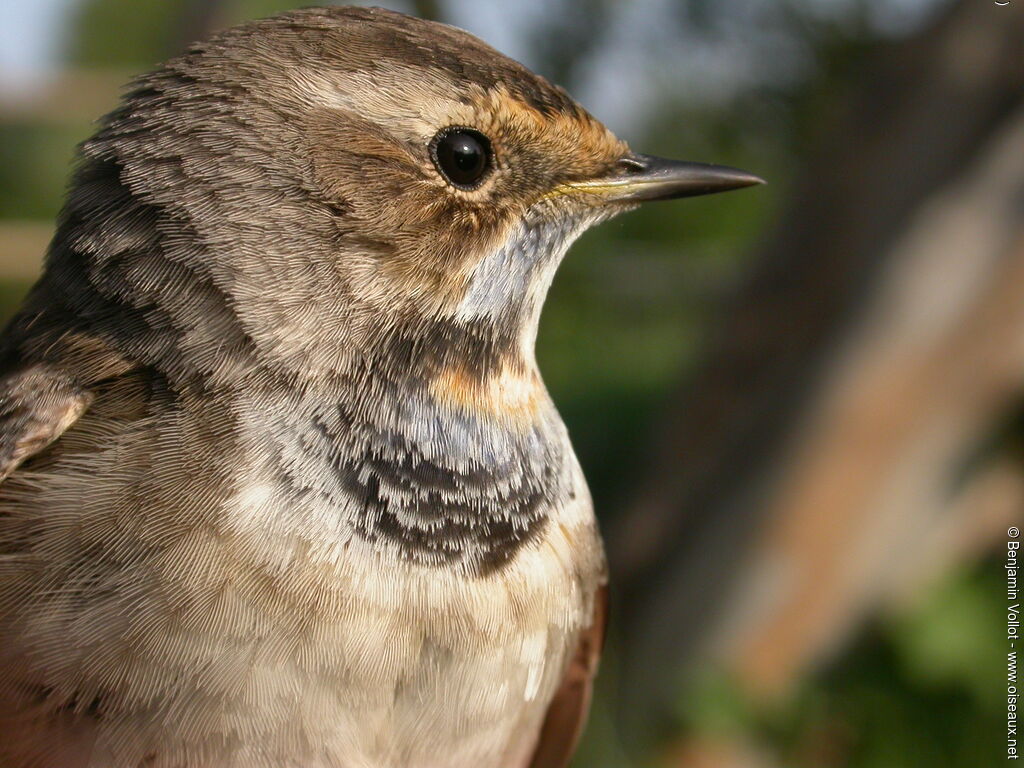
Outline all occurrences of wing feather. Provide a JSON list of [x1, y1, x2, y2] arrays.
[[0, 365, 93, 483], [529, 583, 608, 768]]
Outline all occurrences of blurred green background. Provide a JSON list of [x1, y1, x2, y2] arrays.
[[0, 1, 1016, 766]]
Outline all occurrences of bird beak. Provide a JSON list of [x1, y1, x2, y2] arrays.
[[562, 153, 764, 203]]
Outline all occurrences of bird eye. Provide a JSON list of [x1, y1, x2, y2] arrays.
[[430, 128, 493, 190]]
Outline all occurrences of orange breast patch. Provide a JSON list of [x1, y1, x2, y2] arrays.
[[429, 362, 544, 425]]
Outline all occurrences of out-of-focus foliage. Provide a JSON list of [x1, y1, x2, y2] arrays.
[[676, 561, 1003, 767], [68, 0, 189, 67]]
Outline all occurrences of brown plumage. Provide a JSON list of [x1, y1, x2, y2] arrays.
[[0, 7, 760, 768]]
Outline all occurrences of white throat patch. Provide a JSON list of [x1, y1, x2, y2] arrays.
[[454, 212, 598, 333]]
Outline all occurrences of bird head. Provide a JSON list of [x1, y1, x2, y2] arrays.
[[54, 7, 760, 390]]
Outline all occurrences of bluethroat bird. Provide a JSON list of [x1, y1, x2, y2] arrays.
[[0, 7, 761, 767]]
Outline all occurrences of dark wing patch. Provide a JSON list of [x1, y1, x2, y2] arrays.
[[0, 365, 92, 482], [529, 584, 609, 768]]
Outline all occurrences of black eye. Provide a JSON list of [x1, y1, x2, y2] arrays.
[[431, 128, 493, 190]]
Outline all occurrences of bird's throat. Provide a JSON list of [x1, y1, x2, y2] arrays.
[[451, 210, 595, 360]]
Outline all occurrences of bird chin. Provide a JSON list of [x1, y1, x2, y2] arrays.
[[451, 207, 608, 343]]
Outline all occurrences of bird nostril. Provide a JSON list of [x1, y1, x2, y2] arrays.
[[616, 155, 648, 175]]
